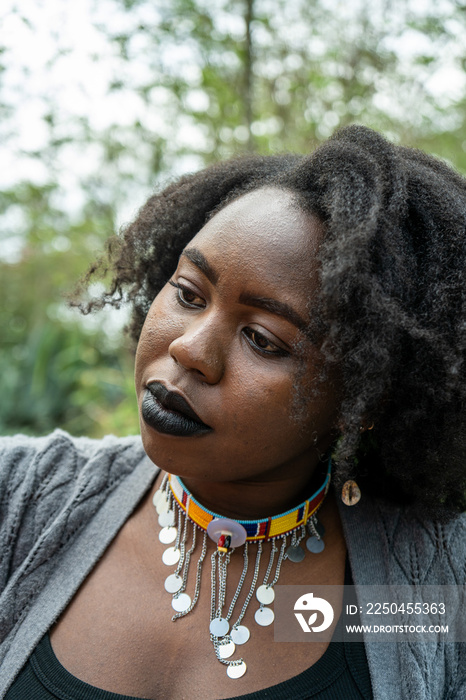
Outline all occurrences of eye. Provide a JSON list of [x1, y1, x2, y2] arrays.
[[243, 327, 289, 357], [168, 280, 205, 309]]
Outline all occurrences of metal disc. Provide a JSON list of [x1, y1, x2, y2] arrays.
[[158, 510, 175, 528], [152, 489, 163, 508], [286, 545, 305, 563], [206, 518, 247, 547], [162, 546, 180, 566], [218, 639, 235, 659], [256, 584, 275, 605], [230, 625, 250, 645], [172, 592, 191, 612], [254, 606, 275, 626], [159, 526, 177, 544], [155, 494, 169, 515], [164, 573, 183, 593], [227, 661, 247, 679], [306, 536, 325, 553], [209, 617, 229, 637]]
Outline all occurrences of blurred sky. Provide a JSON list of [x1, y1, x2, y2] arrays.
[[1, 0, 465, 368], [1, 0, 465, 240]]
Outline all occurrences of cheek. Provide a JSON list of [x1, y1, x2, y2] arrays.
[[244, 361, 338, 453], [225, 367, 301, 442], [291, 365, 340, 445], [134, 292, 181, 374]]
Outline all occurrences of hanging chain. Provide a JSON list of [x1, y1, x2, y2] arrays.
[[177, 518, 196, 592], [307, 514, 321, 539], [231, 540, 263, 628], [210, 550, 218, 622], [261, 539, 278, 588], [270, 535, 287, 587], [157, 466, 331, 680], [173, 507, 185, 575], [172, 527, 207, 620], [226, 541, 249, 622]]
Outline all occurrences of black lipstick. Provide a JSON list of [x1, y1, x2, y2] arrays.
[[142, 382, 212, 437]]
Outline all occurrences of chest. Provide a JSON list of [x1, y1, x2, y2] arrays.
[[50, 491, 346, 699]]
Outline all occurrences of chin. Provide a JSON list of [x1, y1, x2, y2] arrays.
[[138, 420, 209, 476]]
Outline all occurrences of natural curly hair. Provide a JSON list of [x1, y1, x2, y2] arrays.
[[76, 125, 466, 519]]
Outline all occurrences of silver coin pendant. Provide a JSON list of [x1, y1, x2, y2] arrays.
[[286, 544, 305, 563], [158, 510, 175, 528], [164, 573, 183, 593], [255, 606, 274, 626], [306, 536, 325, 553], [162, 546, 180, 566], [230, 625, 250, 645], [159, 526, 177, 544], [152, 489, 163, 508], [256, 584, 275, 605], [156, 493, 169, 515], [227, 661, 247, 679], [209, 617, 229, 637], [218, 639, 235, 659], [171, 592, 191, 612]]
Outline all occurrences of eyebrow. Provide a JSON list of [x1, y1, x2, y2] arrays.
[[181, 246, 308, 331], [238, 293, 308, 332], [182, 247, 219, 285]]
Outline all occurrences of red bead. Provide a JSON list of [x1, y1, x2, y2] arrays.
[[218, 535, 226, 547]]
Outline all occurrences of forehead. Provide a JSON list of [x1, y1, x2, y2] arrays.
[[190, 187, 323, 285]]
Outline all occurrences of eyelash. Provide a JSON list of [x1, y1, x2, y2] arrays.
[[168, 280, 289, 358], [168, 279, 202, 307]]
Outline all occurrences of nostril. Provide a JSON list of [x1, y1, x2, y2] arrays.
[[170, 342, 207, 378], [168, 329, 225, 384]]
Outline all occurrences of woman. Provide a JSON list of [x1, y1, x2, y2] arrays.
[[1, 125, 465, 699]]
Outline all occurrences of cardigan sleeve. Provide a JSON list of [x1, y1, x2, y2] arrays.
[[0, 429, 146, 641], [0, 431, 96, 587], [0, 430, 133, 586]]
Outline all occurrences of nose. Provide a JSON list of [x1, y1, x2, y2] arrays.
[[168, 316, 225, 384]]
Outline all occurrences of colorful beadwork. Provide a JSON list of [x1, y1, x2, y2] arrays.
[[157, 457, 332, 681], [168, 457, 331, 543]]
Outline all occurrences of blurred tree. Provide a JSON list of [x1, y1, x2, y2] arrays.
[[98, 0, 465, 161], [0, 0, 465, 436], [0, 182, 139, 436]]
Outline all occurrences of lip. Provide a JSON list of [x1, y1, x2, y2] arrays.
[[141, 381, 212, 437]]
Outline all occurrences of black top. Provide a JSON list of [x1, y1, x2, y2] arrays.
[[6, 564, 372, 700]]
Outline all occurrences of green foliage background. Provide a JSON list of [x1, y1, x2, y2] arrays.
[[1, 0, 465, 438]]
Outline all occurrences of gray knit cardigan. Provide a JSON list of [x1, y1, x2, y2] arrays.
[[0, 430, 465, 699]]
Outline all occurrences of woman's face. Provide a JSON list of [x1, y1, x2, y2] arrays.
[[135, 187, 339, 486]]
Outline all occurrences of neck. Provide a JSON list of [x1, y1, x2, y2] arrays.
[[178, 459, 329, 520]]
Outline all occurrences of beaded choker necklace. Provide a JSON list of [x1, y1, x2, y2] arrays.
[[153, 458, 331, 680]]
